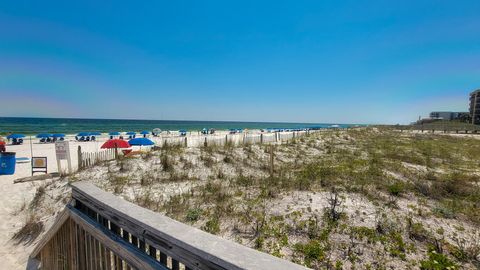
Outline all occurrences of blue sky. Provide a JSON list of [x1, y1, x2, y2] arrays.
[[0, 1, 479, 124]]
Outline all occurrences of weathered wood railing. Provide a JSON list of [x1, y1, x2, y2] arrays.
[[30, 182, 309, 270]]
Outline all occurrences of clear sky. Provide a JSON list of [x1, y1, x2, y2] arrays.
[[1, 1, 479, 124]]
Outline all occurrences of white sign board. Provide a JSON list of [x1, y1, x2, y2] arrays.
[[55, 141, 70, 160]]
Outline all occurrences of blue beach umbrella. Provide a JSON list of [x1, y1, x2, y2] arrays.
[[52, 134, 65, 138], [140, 130, 150, 135], [128, 138, 154, 146], [77, 132, 90, 137], [179, 130, 187, 136], [109, 132, 121, 136], [90, 132, 102, 136], [36, 133, 52, 138], [7, 134, 25, 139], [126, 132, 136, 135]]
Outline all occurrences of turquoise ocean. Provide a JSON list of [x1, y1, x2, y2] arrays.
[[0, 117, 355, 135]]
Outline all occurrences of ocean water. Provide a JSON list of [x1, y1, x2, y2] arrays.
[[0, 117, 354, 135]]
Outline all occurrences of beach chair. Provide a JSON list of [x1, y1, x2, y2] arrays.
[[59, 137, 65, 141], [46, 137, 52, 143], [86, 136, 90, 142], [91, 136, 96, 141], [40, 138, 46, 143]]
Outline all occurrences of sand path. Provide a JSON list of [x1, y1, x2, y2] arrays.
[[0, 137, 99, 269]]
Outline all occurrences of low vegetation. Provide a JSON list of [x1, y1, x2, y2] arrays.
[[32, 128, 480, 269]]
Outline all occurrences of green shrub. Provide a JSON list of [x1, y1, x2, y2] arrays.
[[388, 182, 405, 196], [185, 208, 203, 222], [202, 217, 220, 235], [420, 250, 458, 270], [294, 240, 326, 267]]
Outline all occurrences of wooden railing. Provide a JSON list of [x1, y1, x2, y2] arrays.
[[30, 182, 309, 270]]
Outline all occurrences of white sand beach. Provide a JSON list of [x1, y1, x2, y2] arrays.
[[0, 136, 101, 269]]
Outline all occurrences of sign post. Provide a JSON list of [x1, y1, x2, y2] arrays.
[[55, 141, 72, 175], [31, 157, 47, 175]]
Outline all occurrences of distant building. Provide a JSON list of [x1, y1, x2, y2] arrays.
[[470, 89, 480, 125], [429, 111, 469, 121]]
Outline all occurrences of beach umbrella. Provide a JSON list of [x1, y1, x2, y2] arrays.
[[36, 133, 52, 138], [90, 132, 102, 136], [101, 139, 130, 149], [179, 130, 187, 136], [109, 132, 121, 136], [152, 128, 161, 134], [52, 133, 65, 138], [140, 130, 150, 135], [7, 134, 25, 139], [77, 132, 90, 137], [126, 132, 136, 135], [128, 138, 154, 146]]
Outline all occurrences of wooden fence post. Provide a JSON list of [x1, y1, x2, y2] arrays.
[[269, 145, 274, 178], [78, 146, 82, 170]]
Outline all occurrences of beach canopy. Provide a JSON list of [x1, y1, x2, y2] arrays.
[[101, 139, 130, 149], [90, 132, 102, 136], [36, 133, 52, 138], [128, 138, 154, 146], [152, 128, 161, 133], [52, 133, 65, 138], [7, 134, 25, 139], [77, 132, 91, 136], [140, 130, 150, 135], [126, 132, 136, 135], [109, 132, 121, 136]]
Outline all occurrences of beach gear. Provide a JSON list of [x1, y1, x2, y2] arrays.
[[101, 139, 131, 149], [77, 132, 90, 137], [36, 133, 52, 138], [128, 138, 154, 146], [16, 157, 30, 163], [52, 134, 65, 138], [109, 132, 121, 136], [140, 131, 150, 135], [0, 152, 16, 175], [0, 141, 5, 152], [7, 134, 25, 139]]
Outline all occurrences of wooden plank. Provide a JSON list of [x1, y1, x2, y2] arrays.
[[14, 172, 61, 184], [68, 206, 167, 270], [31, 208, 70, 258], [71, 182, 309, 270]]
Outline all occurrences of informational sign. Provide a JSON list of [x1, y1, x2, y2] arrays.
[[55, 141, 72, 175], [32, 157, 47, 175], [55, 141, 70, 160]]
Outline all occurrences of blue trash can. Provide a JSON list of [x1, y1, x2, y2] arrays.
[[0, 152, 16, 175]]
